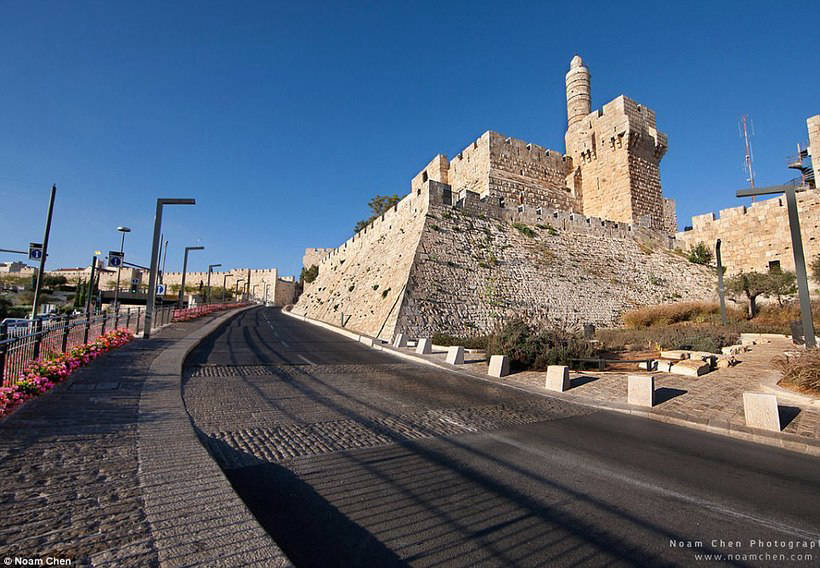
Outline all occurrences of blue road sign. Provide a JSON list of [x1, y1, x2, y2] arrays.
[[156, 284, 166, 295], [108, 251, 124, 268], [28, 243, 43, 260]]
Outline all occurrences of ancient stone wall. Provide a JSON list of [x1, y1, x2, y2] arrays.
[[565, 95, 669, 231], [486, 132, 578, 211], [296, 180, 716, 340], [302, 248, 333, 269], [293, 186, 432, 338], [676, 190, 820, 282], [446, 132, 491, 198]]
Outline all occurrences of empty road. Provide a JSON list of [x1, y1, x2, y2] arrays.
[[183, 307, 820, 567]]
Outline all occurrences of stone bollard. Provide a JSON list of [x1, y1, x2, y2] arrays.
[[488, 355, 509, 377], [545, 365, 570, 392], [628, 375, 655, 407], [742, 393, 781, 432], [359, 336, 374, 347], [446, 346, 464, 365], [393, 333, 407, 348], [416, 338, 432, 355]]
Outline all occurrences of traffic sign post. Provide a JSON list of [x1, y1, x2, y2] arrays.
[[108, 251, 124, 268], [156, 283, 166, 296], [28, 243, 43, 261]]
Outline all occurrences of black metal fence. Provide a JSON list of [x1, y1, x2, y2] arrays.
[[0, 305, 174, 387]]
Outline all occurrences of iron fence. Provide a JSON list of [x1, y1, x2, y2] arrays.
[[0, 302, 250, 387]]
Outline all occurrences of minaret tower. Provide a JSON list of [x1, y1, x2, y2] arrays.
[[565, 55, 591, 129]]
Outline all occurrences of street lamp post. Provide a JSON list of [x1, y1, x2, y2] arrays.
[[736, 185, 815, 348], [207, 264, 222, 305], [144, 198, 196, 339], [113, 226, 131, 311], [222, 275, 230, 302], [252, 284, 260, 301], [30, 185, 57, 319], [264, 283, 271, 305], [178, 246, 205, 308], [234, 280, 243, 299]]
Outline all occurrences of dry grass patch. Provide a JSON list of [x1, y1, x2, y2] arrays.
[[776, 349, 820, 394], [622, 302, 743, 328]]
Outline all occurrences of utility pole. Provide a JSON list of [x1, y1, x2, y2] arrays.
[[715, 239, 728, 325], [30, 185, 57, 319], [737, 185, 815, 348], [144, 198, 195, 339]]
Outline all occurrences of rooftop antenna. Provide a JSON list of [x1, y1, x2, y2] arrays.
[[740, 114, 756, 199]]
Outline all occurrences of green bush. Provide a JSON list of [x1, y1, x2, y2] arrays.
[[513, 223, 536, 238], [431, 333, 489, 350], [687, 241, 713, 265], [486, 319, 595, 371]]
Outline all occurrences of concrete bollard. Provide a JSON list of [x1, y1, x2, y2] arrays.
[[393, 333, 407, 348], [545, 365, 570, 392], [416, 338, 432, 355], [446, 346, 464, 365], [488, 355, 509, 377], [743, 393, 781, 432], [359, 336, 374, 347], [628, 375, 655, 407]]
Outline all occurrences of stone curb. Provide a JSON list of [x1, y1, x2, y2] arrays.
[[138, 306, 293, 568], [284, 310, 820, 457]]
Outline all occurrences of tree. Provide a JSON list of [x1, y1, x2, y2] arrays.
[[767, 269, 797, 306], [42, 274, 67, 288], [354, 194, 401, 234], [726, 270, 796, 318], [687, 242, 713, 265], [300, 265, 319, 284], [812, 254, 820, 284]]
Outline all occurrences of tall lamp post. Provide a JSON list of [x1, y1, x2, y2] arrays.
[[264, 283, 271, 305], [252, 284, 260, 301], [113, 226, 131, 310], [30, 185, 57, 319], [736, 185, 815, 348], [234, 280, 244, 300], [178, 245, 204, 308], [144, 198, 196, 339], [207, 263, 222, 305]]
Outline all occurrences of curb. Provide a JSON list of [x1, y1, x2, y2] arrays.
[[138, 306, 293, 568], [284, 310, 820, 457]]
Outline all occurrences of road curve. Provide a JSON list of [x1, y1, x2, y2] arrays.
[[183, 307, 820, 567]]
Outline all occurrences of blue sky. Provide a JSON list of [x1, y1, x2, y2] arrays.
[[1, 1, 817, 277]]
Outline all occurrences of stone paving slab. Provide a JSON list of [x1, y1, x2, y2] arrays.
[[0, 307, 291, 567]]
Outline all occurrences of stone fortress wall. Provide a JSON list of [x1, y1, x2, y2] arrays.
[[295, 180, 716, 340], [676, 190, 820, 281], [160, 267, 298, 306], [677, 114, 820, 284]]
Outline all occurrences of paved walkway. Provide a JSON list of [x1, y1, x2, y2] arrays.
[[0, 309, 289, 567], [385, 338, 820, 454]]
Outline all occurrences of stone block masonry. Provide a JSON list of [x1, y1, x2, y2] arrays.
[[294, 181, 716, 340], [676, 190, 820, 282]]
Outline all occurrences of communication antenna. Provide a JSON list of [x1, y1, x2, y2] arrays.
[[739, 114, 756, 197]]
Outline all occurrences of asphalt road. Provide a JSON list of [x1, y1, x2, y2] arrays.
[[183, 307, 820, 567]]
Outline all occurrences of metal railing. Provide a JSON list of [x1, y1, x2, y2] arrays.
[[0, 305, 173, 387], [0, 301, 250, 387]]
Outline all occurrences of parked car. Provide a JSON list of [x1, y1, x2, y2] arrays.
[[1, 318, 32, 329]]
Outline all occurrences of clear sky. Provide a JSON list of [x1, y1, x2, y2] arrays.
[[1, 1, 817, 277]]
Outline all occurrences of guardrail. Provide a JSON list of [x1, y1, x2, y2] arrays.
[[0, 302, 248, 387]]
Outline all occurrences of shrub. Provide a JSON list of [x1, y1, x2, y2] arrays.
[[811, 254, 820, 283], [597, 324, 739, 354], [300, 265, 319, 284], [776, 349, 820, 394], [513, 223, 536, 238], [687, 242, 713, 265], [486, 319, 595, 371], [431, 333, 489, 350]]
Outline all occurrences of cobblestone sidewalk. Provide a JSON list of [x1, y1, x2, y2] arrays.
[[0, 314, 225, 567]]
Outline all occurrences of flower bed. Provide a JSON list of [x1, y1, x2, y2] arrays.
[[0, 328, 134, 418], [172, 302, 249, 323]]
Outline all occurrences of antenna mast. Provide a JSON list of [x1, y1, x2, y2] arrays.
[[741, 114, 756, 191]]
